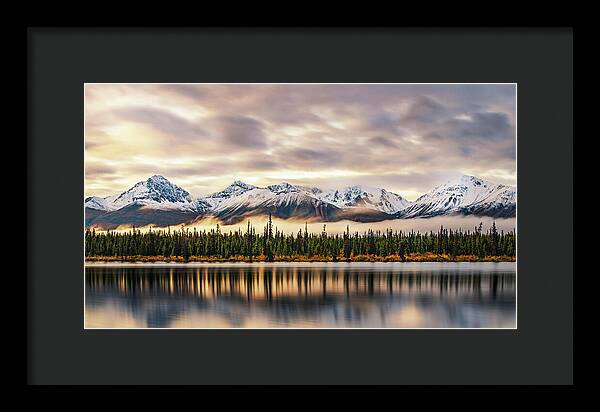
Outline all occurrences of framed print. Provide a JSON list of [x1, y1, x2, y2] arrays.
[[28, 27, 573, 385], [83, 82, 517, 329]]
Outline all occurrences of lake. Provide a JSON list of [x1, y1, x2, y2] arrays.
[[85, 262, 516, 329]]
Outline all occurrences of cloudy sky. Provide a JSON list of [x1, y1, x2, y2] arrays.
[[85, 84, 516, 201]]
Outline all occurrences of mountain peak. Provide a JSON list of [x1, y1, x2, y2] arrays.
[[317, 184, 410, 214], [402, 175, 515, 218], [268, 182, 299, 194], [228, 180, 257, 190], [457, 174, 485, 185], [112, 175, 192, 208], [451, 175, 513, 190], [85, 174, 516, 226], [208, 180, 257, 199], [147, 174, 170, 183]]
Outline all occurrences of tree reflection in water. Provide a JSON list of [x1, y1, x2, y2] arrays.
[[85, 263, 516, 328]]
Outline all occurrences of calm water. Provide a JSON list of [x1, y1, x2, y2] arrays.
[[85, 262, 516, 328]]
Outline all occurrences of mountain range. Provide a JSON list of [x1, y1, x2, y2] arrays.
[[85, 174, 516, 229]]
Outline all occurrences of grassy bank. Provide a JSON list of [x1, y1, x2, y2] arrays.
[[85, 253, 516, 263]]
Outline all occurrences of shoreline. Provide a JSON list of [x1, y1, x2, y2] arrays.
[[85, 254, 516, 264]]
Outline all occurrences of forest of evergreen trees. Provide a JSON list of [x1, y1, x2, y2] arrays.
[[85, 215, 516, 262]]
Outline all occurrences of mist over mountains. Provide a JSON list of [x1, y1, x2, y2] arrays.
[[85, 174, 516, 230]]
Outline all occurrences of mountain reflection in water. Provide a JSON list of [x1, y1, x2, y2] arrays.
[[85, 263, 516, 328]]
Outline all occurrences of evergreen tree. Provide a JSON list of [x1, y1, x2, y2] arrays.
[[84, 220, 515, 261]]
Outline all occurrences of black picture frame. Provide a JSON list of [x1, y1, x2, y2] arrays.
[[27, 27, 573, 385]]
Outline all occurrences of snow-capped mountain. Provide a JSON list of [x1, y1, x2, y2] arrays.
[[85, 175, 199, 212], [85, 176, 208, 228], [204, 180, 258, 207], [459, 184, 516, 218], [85, 175, 516, 229], [84, 194, 120, 211], [397, 175, 516, 218], [204, 182, 341, 224], [317, 185, 411, 214], [203, 181, 410, 224]]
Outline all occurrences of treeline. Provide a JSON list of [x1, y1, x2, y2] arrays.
[[85, 215, 515, 262]]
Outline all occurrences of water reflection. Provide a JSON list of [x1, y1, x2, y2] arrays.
[[85, 263, 516, 328]]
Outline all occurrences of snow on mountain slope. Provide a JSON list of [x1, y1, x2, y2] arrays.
[[211, 183, 331, 218], [204, 180, 258, 208], [84, 195, 120, 211], [213, 187, 340, 224], [85, 175, 200, 212], [460, 184, 516, 218], [317, 185, 411, 214], [397, 175, 516, 218], [209, 181, 324, 212], [204, 181, 412, 224], [84, 174, 516, 228], [209, 182, 410, 214], [211, 187, 276, 212]]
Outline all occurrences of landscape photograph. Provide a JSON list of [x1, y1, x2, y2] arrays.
[[84, 83, 517, 329]]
